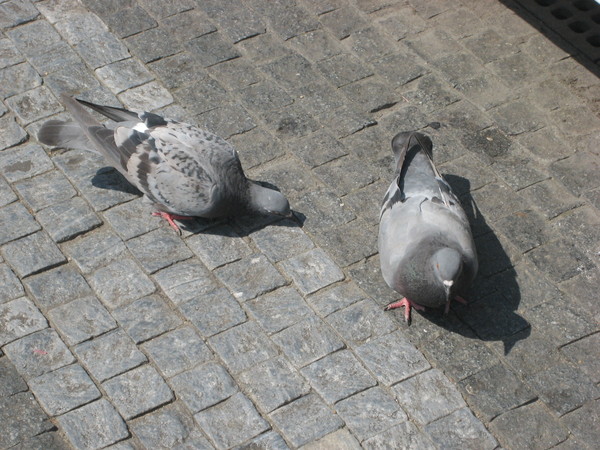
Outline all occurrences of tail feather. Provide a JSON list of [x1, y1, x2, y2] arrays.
[[37, 120, 96, 152], [76, 98, 139, 122]]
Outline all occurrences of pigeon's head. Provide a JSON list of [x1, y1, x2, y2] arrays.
[[432, 247, 463, 300], [249, 182, 292, 217]]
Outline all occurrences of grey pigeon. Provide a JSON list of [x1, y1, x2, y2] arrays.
[[38, 95, 291, 232], [378, 131, 477, 323]]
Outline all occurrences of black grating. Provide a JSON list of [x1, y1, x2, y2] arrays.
[[512, 0, 600, 63]]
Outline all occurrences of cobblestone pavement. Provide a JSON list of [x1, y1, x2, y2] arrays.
[[1, 0, 599, 448]]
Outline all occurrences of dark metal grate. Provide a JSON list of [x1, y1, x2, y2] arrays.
[[514, 0, 600, 63]]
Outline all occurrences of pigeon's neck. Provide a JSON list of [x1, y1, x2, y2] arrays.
[[431, 247, 462, 287]]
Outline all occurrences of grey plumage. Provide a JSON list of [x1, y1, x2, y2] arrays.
[[38, 96, 290, 228], [378, 131, 477, 323]]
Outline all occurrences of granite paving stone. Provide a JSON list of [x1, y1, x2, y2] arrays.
[[197, 102, 256, 138], [272, 315, 344, 368], [336, 387, 408, 442], [301, 350, 376, 404], [62, 229, 126, 273], [209, 321, 278, 374], [28, 364, 101, 415], [196, 0, 264, 43], [130, 402, 212, 449], [147, 51, 206, 90], [3, 328, 74, 379], [306, 281, 368, 317], [303, 428, 362, 449], [0, 202, 40, 245], [37, 197, 103, 243], [250, 220, 315, 263], [270, 393, 344, 448], [327, 299, 397, 347], [316, 53, 374, 88], [238, 355, 310, 413], [0, 176, 17, 208], [112, 295, 181, 343], [178, 287, 246, 337], [424, 408, 498, 450], [0, 37, 25, 68], [0, 356, 28, 397], [186, 224, 252, 270], [13, 170, 77, 212], [104, 5, 157, 39], [124, 26, 181, 63], [170, 361, 237, 413], [185, 31, 240, 68], [126, 228, 192, 274], [0, 144, 54, 183], [489, 401, 568, 450], [0, 392, 53, 449], [0, 297, 47, 346], [194, 392, 269, 448], [101, 198, 161, 240], [246, 286, 312, 334], [243, 431, 290, 450], [6, 20, 62, 57], [280, 248, 344, 295], [24, 264, 92, 311], [561, 400, 600, 447], [73, 329, 147, 382], [56, 399, 129, 449], [103, 364, 174, 419], [526, 363, 599, 417], [250, 0, 318, 40], [561, 333, 600, 383], [5, 86, 62, 125], [141, 326, 212, 378], [152, 259, 219, 305], [117, 81, 173, 111], [48, 296, 116, 345], [0, 61, 41, 99], [87, 257, 156, 309], [0, 264, 24, 304], [362, 421, 436, 450], [215, 254, 286, 302], [1, 231, 65, 278], [393, 369, 466, 426], [356, 331, 431, 386]]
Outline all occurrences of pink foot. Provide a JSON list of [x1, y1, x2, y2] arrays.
[[152, 212, 194, 233], [384, 297, 425, 324], [444, 295, 469, 314]]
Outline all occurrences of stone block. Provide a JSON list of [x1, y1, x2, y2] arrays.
[[0, 37, 24, 69], [273, 313, 345, 369], [37, 197, 103, 243], [214, 254, 286, 302], [125, 26, 181, 63], [73, 329, 146, 382], [362, 421, 435, 449], [29, 364, 101, 415], [306, 281, 367, 317], [0, 297, 47, 346], [126, 228, 192, 274], [246, 287, 312, 334], [0, 115, 28, 150], [194, 393, 269, 448], [561, 333, 600, 383], [6, 86, 62, 125], [185, 31, 240, 68], [280, 248, 344, 295], [463, 29, 519, 63], [0, 144, 54, 183], [251, 0, 318, 40], [186, 224, 251, 270], [0, 202, 40, 245], [316, 53, 373, 88], [197, 0, 264, 43], [490, 100, 545, 136], [6, 20, 62, 57], [336, 387, 407, 442], [0, 62, 41, 99], [1, 231, 65, 278], [142, 326, 212, 378], [269, 394, 343, 448], [0, 264, 24, 304], [424, 408, 497, 450], [0, 356, 28, 397], [14, 170, 77, 212], [209, 321, 278, 374], [152, 259, 218, 304], [57, 399, 128, 449], [88, 257, 156, 309], [372, 51, 427, 89], [170, 362, 237, 413], [0, 177, 17, 208], [172, 77, 228, 115], [527, 239, 594, 283], [0, 392, 53, 449], [561, 400, 600, 447], [48, 296, 116, 345], [288, 29, 344, 61], [118, 81, 173, 112], [95, 57, 154, 93], [320, 7, 368, 39], [551, 151, 600, 196], [3, 328, 74, 379], [105, 5, 156, 38], [113, 295, 182, 343], [103, 365, 173, 419], [520, 179, 583, 219], [24, 264, 91, 310]]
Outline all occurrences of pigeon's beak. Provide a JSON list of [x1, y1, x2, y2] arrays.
[[443, 280, 453, 314]]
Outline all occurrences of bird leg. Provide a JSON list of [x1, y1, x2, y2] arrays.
[[444, 295, 469, 314], [384, 298, 425, 324], [152, 212, 194, 234]]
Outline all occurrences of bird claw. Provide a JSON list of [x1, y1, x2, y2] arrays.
[[384, 298, 425, 325], [444, 295, 469, 314], [152, 212, 194, 234]]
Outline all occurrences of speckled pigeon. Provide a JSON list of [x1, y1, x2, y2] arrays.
[[378, 131, 477, 323], [38, 95, 291, 232]]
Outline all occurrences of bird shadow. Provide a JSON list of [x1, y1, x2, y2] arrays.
[[415, 174, 531, 355], [92, 167, 305, 236]]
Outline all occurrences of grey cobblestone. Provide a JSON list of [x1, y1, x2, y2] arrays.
[[113, 295, 181, 343], [0, 264, 24, 304], [126, 227, 192, 274], [141, 326, 212, 378], [153, 259, 218, 304], [24, 264, 92, 311], [14, 170, 77, 212], [0, 143, 54, 183], [63, 229, 126, 273], [280, 248, 344, 295], [0, 392, 53, 449], [1, 231, 65, 277], [37, 196, 102, 243], [424, 408, 497, 450], [0, 297, 47, 346], [0, 202, 41, 245], [246, 286, 312, 334]]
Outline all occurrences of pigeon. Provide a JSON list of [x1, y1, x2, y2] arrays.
[[378, 131, 477, 323], [38, 95, 291, 232]]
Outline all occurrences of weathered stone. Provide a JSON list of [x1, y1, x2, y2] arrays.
[[561, 400, 600, 447], [0, 392, 53, 449], [336, 387, 408, 442], [3, 328, 74, 379], [273, 314, 345, 367], [316, 53, 373, 88], [6, 20, 62, 57], [113, 295, 181, 343], [5, 86, 62, 125], [142, 326, 212, 378], [14, 170, 77, 212], [209, 321, 278, 373], [95, 58, 154, 93], [194, 393, 269, 448], [306, 281, 368, 317], [0, 356, 28, 397], [246, 287, 312, 334], [251, 220, 314, 263], [186, 224, 251, 270], [29, 364, 101, 415], [0, 62, 41, 99], [48, 296, 116, 345], [561, 333, 600, 383], [24, 264, 92, 310], [0, 144, 54, 183], [73, 329, 147, 382], [280, 248, 344, 295], [362, 421, 435, 449], [37, 197, 102, 243], [0, 202, 40, 245], [424, 408, 497, 450], [185, 31, 240, 67], [103, 365, 174, 419], [0, 264, 24, 305], [269, 394, 343, 448], [57, 399, 128, 449], [152, 259, 218, 305], [0, 297, 47, 346], [118, 81, 173, 111], [1, 232, 65, 278], [126, 228, 192, 274], [170, 362, 237, 413]]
